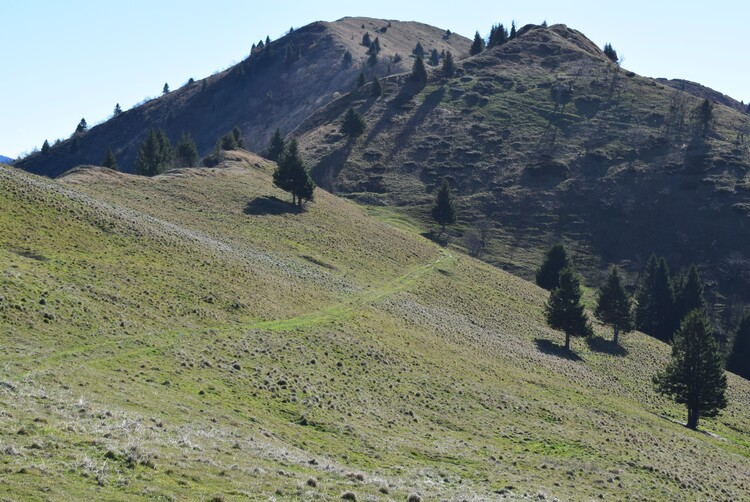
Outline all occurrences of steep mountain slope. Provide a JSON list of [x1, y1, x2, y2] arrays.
[[0, 155, 12, 164], [296, 23, 750, 314], [2, 156, 750, 500], [15, 17, 470, 178]]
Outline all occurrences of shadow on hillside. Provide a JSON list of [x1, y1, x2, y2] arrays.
[[586, 336, 628, 357], [244, 196, 300, 215], [534, 338, 583, 362]]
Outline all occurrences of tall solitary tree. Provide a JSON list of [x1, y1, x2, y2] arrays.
[[654, 310, 727, 430], [76, 118, 88, 134], [370, 77, 383, 97], [545, 266, 592, 351], [470, 31, 484, 55], [535, 243, 571, 290], [509, 21, 517, 40], [442, 51, 455, 77], [727, 313, 750, 380], [113, 103, 122, 116], [357, 72, 366, 89], [163, 83, 170, 94], [102, 146, 118, 170], [595, 267, 634, 345], [340, 107, 366, 138], [636, 255, 677, 342], [273, 139, 315, 208], [266, 128, 285, 161], [410, 55, 427, 86], [431, 178, 457, 233]]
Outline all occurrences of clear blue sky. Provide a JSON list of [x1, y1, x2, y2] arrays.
[[2, 1, 747, 158]]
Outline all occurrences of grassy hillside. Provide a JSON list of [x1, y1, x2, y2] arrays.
[[297, 23, 750, 317], [1, 153, 749, 500], [15, 18, 470, 178]]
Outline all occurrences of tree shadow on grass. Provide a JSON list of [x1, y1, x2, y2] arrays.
[[244, 196, 300, 216], [534, 338, 583, 362], [586, 335, 629, 357]]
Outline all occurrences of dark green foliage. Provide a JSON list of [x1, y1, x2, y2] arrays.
[[470, 31, 484, 55], [509, 21, 517, 40], [636, 255, 677, 342], [368, 51, 378, 67], [273, 139, 315, 207], [488, 24, 508, 48], [41, 140, 50, 155], [431, 178, 457, 232], [413, 42, 424, 58], [76, 118, 88, 134], [357, 72, 366, 88], [429, 49, 439, 67], [257, 39, 264, 50], [654, 310, 727, 429], [187, 77, 194, 85], [217, 133, 237, 152], [362, 32, 371, 47], [342, 50, 352, 68], [284, 41, 301, 64], [410, 56, 427, 86], [163, 83, 170, 94], [696, 99, 714, 137], [368, 37, 381, 55], [174, 132, 200, 167], [442, 51, 455, 77], [535, 244, 571, 290], [340, 107, 366, 138], [266, 128, 285, 162], [370, 77, 382, 97], [102, 146, 118, 170], [232, 126, 245, 149], [69, 136, 80, 154], [135, 128, 172, 176], [595, 267, 634, 345], [113, 103, 122, 116], [545, 266, 592, 351], [727, 313, 750, 379], [603, 43, 618, 63], [673, 265, 705, 321]]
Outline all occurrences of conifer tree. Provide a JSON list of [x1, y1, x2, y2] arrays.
[[509, 21, 517, 39], [654, 310, 727, 429], [362, 32, 371, 47], [163, 83, 170, 94], [470, 31, 484, 55], [674, 264, 705, 322], [266, 128, 285, 161], [371, 77, 382, 97], [232, 126, 245, 149], [102, 146, 118, 170], [413, 41, 424, 58], [546, 266, 592, 351], [603, 43, 618, 63], [76, 118, 88, 134], [340, 107, 366, 138], [429, 48, 440, 66], [442, 51, 455, 77], [136, 128, 172, 176], [727, 313, 750, 380], [636, 255, 677, 342], [535, 243, 571, 290], [357, 72, 366, 88], [431, 178, 457, 233], [342, 50, 353, 68], [113, 103, 122, 116], [174, 132, 199, 167], [41, 140, 50, 155], [595, 267, 634, 345], [273, 139, 315, 208], [410, 56, 427, 86]]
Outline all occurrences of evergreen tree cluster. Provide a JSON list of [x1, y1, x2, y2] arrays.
[[535, 243, 728, 429], [214, 126, 246, 153], [603, 43, 618, 63], [487, 24, 508, 48], [135, 128, 173, 176], [340, 107, 366, 138], [272, 138, 315, 208]]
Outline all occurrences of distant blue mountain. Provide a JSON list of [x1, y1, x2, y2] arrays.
[[0, 155, 13, 164]]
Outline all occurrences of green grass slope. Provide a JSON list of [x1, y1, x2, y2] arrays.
[[1, 153, 749, 500], [298, 23, 750, 313]]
